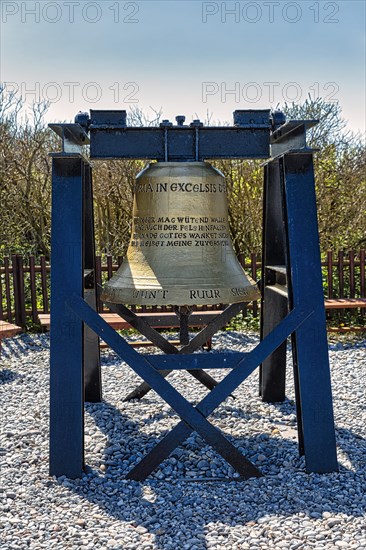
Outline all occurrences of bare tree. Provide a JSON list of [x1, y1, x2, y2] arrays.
[[283, 98, 366, 251], [0, 90, 57, 258]]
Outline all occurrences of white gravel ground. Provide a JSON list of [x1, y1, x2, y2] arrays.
[[0, 331, 365, 550]]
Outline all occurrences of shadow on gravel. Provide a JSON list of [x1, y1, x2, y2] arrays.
[[0, 335, 49, 359], [58, 395, 366, 550], [0, 368, 23, 384]]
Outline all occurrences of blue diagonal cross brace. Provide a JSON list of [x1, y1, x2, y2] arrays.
[[68, 295, 311, 480]]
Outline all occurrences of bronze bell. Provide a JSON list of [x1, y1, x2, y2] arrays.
[[101, 161, 260, 306]]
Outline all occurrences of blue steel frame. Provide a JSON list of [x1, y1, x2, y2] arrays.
[[49, 110, 338, 480]]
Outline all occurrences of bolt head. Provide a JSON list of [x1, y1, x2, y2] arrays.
[[175, 115, 186, 126]]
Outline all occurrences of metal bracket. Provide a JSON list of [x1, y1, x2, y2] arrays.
[[48, 123, 90, 154], [270, 119, 318, 157]]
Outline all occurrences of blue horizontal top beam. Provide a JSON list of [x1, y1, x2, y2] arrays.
[[89, 126, 272, 161], [88, 109, 272, 161]]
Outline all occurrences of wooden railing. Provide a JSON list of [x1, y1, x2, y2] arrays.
[[1, 250, 365, 327]]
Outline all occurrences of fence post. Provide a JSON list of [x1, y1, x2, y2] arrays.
[[251, 252, 258, 317], [360, 249, 365, 317], [338, 251, 345, 317], [349, 250, 355, 299], [11, 255, 18, 324], [326, 251, 333, 300], [29, 256, 38, 323], [12, 254, 26, 327], [4, 258, 12, 322], [0, 261, 4, 321], [95, 256, 102, 312], [40, 256, 49, 313], [338, 251, 344, 298], [107, 255, 113, 280]]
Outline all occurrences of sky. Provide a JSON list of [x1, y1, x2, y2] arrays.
[[0, 0, 365, 133]]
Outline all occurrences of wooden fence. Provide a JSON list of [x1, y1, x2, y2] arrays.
[[0, 250, 365, 327]]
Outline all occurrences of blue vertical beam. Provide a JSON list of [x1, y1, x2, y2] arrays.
[[282, 152, 338, 473], [49, 156, 85, 478], [261, 285, 288, 402], [260, 161, 288, 402], [262, 162, 287, 265], [83, 162, 102, 403]]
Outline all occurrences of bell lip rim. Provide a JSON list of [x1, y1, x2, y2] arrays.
[[100, 287, 261, 307]]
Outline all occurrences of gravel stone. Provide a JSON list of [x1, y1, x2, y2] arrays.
[[0, 332, 365, 549]]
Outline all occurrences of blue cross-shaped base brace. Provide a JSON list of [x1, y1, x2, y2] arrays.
[[67, 294, 312, 480]]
